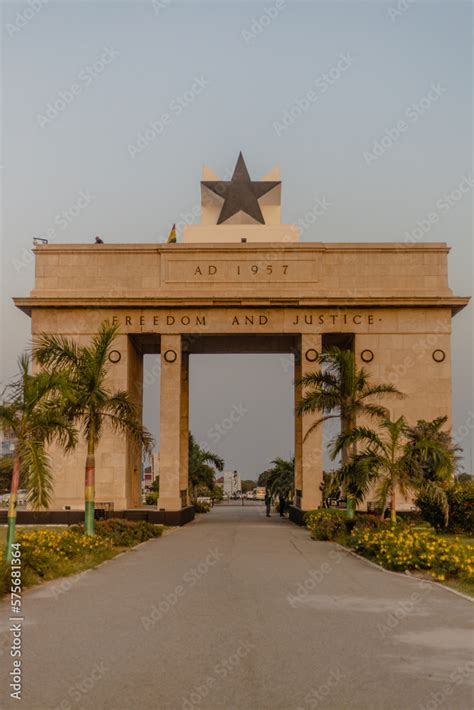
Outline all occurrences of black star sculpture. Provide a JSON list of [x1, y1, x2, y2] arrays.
[[201, 152, 280, 225]]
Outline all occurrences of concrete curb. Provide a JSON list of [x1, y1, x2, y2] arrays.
[[335, 542, 474, 604]]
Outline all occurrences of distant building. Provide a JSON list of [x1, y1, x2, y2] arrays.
[[222, 470, 241, 496], [143, 452, 160, 489], [0, 426, 16, 459]]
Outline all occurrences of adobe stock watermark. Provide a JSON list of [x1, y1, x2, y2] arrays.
[[273, 53, 355, 136], [363, 82, 446, 165], [207, 403, 248, 444], [453, 410, 474, 449], [385, 319, 448, 385], [127, 75, 211, 159], [152, 0, 173, 15], [5, 0, 50, 38], [12, 189, 96, 273], [143, 355, 161, 389], [404, 175, 474, 243], [47, 569, 90, 600], [54, 660, 109, 710], [288, 548, 348, 606], [155, 203, 201, 242], [297, 667, 345, 709], [387, 0, 416, 22], [140, 548, 224, 631], [377, 580, 432, 638], [181, 639, 255, 709], [297, 195, 332, 234], [37, 46, 120, 127], [241, 0, 286, 44], [417, 660, 474, 710]]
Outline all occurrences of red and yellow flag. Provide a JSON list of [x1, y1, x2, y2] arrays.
[[167, 224, 177, 243]]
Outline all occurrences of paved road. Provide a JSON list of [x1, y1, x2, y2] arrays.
[[1, 505, 473, 709]]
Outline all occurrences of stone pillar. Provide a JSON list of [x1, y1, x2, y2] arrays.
[[294, 353, 303, 508], [295, 334, 323, 511], [159, 334, 184, 510], [180, 352, 190, 507], [125, 337, 143, 509]]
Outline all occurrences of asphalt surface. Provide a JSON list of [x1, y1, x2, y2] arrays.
[[0, 503, 473, 710]]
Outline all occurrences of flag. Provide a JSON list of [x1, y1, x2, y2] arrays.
[[167, 224, 177, 243]]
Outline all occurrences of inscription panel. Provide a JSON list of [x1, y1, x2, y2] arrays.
[[163, 258, 317, 284], [32, 308, 453, 337]]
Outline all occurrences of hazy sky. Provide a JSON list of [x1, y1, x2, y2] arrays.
[[1, 0, 472, 479]]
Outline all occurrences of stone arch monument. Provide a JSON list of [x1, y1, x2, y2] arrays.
[[15, 154, 469, 523]]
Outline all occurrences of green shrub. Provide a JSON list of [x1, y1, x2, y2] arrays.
[[349, 525, 474, 581], [304, 509, 346, 540], [145, 491, 158, 505], [195, 501, 211, 513], [416, 481, 474, 533], [75, 518, 164, 546]]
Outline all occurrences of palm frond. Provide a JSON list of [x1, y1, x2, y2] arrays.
[[19, 439, 54, 510], [296, 391, 341, 416], [302, 415, 340, 442], [359, 383, 404, 400], [34, 333, 83, 372], [330, 426, 386, 460], [89, 321, 120, 374], [359, 403, 390, 420]]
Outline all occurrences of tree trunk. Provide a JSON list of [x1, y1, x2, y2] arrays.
[[84, 430, 95, 535], [390, 488, 397, 524], [4, 457, 21, 561], [341, 412, 355, 520]]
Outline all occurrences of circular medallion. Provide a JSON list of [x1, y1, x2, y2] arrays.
[[108, 350, 121, 364], [361, 349, 374, 363], [164, 349, 177, 363], [432, 349, 446, 363], [305, 349, 319, 362]]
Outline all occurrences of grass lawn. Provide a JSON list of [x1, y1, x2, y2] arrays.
[[443, 577, 474, 597]]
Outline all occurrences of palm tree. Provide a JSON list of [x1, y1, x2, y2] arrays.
[[297, 346, 402, 518], [0, 354, 76, 560], [34, 322, 154, 535], [188, 433, 224, 502], [264, 456, 295, 500], [404, 416, 460, 482], [332, 415, 451, 524]]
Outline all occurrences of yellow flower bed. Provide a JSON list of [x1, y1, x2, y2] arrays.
[[16, 529, 112, 577], [17, 528, 112, 557], [350, 526, 474, 582]]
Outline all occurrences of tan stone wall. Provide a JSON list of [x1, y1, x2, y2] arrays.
[[29, 305, 456, 511], [44, 333, 143, 511], [28, 243, 453, 301], [297, 334, 323, 511]]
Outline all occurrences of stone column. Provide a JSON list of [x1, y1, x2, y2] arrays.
[[295, 334, 323, 511], [126, 337, 143, 509], [294, 352, 303, 508], [159, 335, 184, 510], [179, 352, 190, 507]]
